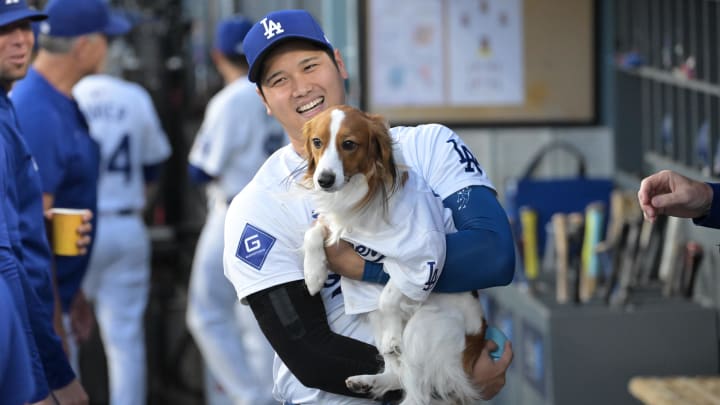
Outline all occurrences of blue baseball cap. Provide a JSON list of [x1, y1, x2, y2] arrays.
[[39, 0, 131, 38], [0, 0, 46, 27], [243, 9, 333, 83], [214, 16, 253, 57]]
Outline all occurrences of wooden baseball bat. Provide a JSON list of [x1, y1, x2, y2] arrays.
[[658, 216, 683, 283], [520, 206, 540, 281], [609, 207, 643, 307], [681, 241, 703, 298], [552, 213, 569, 304], [566, 212, 585, 304], [580, 202, 605, 302]]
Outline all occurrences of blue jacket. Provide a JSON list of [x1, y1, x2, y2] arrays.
[[1, 88, 76, 395], [693, 183, 720, 229]]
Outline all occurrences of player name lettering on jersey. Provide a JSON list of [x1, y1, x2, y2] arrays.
[[353, 244, 385, 263], [84, 103, 126, 122]]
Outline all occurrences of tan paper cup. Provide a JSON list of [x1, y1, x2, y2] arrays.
[[50, 208, 86, 256]]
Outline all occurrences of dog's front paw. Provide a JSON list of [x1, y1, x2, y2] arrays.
[[304, 268, 328, 295], [303, 248, 329, 295], [346, 375, 375, 394]]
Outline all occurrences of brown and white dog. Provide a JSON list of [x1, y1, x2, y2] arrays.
[[301, 105, 487, 405]]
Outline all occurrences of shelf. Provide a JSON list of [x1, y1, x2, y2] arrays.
[[644, 151, 720, 183], [616, 65, 720, 96]]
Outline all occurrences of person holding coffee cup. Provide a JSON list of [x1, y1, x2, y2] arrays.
[[12, 0, 131, 368], [0, 0, 96, 403]]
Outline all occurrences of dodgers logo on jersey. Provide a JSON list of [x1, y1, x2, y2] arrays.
[[260, 17, 284, 39], [236, 224, 276, 270], [423, 261, 439, 291]]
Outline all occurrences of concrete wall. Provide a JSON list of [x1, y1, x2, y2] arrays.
[[455, 126, 615, 203]]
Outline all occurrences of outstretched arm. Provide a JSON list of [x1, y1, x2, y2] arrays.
[[637, 170, 714, 222]]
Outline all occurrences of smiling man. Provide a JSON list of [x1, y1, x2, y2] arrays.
[[222, 9, 515, 405], [0, 1, 90, 404]]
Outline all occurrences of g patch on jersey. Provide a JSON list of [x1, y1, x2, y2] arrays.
[[236, 224, 276, 270]]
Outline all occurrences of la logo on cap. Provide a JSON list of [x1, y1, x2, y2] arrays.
[[5, 0, 20, 4], [260, 17, 283, 40]]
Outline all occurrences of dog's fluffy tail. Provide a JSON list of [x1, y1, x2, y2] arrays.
[[400, 305, 481, 405]]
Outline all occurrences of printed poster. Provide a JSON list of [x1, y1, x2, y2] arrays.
[[448, 0, 524, 105], [369, 0, 524, 107], [369, 0, 444, 107]]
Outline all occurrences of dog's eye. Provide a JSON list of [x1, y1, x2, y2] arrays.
[[312, 138, 323, 149], [341, 140, 358, 151]]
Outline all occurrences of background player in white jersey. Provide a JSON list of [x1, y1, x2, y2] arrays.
[[73, 42, 172, 404], [185, 16, 282, 405], [222, 9, 515, 405]]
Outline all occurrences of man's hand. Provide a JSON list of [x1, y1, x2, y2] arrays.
[[70, 291, 95, 343], [75, 210, 93, 255], [472, 340, 513, 400], [324, 239, 365, 280], [637, 170, 713, 222], [43, 209, 93, 255], [32, 379, 88, 405]]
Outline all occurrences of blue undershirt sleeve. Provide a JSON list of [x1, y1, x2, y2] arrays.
[[187, 163, 214, 185], [362, 185, 516, 291], [142, 163, 163, 183]]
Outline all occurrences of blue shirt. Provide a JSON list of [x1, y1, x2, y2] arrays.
[[0, 273, 34, 405], [0, 110, 48, 400], [0, 143, 10, 250], [694, 183, 720, 229], [11, 67, 100, 312], [1, 88, 76, 394]]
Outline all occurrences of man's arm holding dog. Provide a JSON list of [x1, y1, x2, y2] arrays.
[[325, 184, 515, 399], [245, 281, 400, 400], [326, 185, 516, 290]]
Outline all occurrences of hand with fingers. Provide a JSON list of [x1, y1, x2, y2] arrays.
[[637, 170, 713, 222]]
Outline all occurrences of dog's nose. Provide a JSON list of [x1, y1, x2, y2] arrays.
[[317, 171, 336, 189]]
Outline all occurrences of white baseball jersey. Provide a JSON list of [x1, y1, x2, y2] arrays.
[[188, 76, 285, 205], [224, 123, 493, 404], [333, 166, 457, 315], [74, 74, 171, 212]]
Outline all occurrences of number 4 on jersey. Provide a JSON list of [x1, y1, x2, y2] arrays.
[[107, 133, 132, 182]]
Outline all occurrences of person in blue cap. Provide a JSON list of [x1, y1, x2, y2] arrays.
[[0, 1, 95, 404], [185, 15, 282, 405], [10, 0, 131, 397], [222, 8, 515, 405]]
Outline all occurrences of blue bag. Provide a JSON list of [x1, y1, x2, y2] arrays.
[[505, 141, 614, 257]]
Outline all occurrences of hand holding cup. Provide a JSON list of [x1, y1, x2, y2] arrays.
[[48, 208, 93, 256]]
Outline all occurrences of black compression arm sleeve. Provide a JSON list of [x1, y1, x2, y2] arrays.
[[246, 280, 383, 398]]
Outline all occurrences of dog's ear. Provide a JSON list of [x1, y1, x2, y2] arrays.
[[302, 119, 318, 181], [366, 113, 396, 187]]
